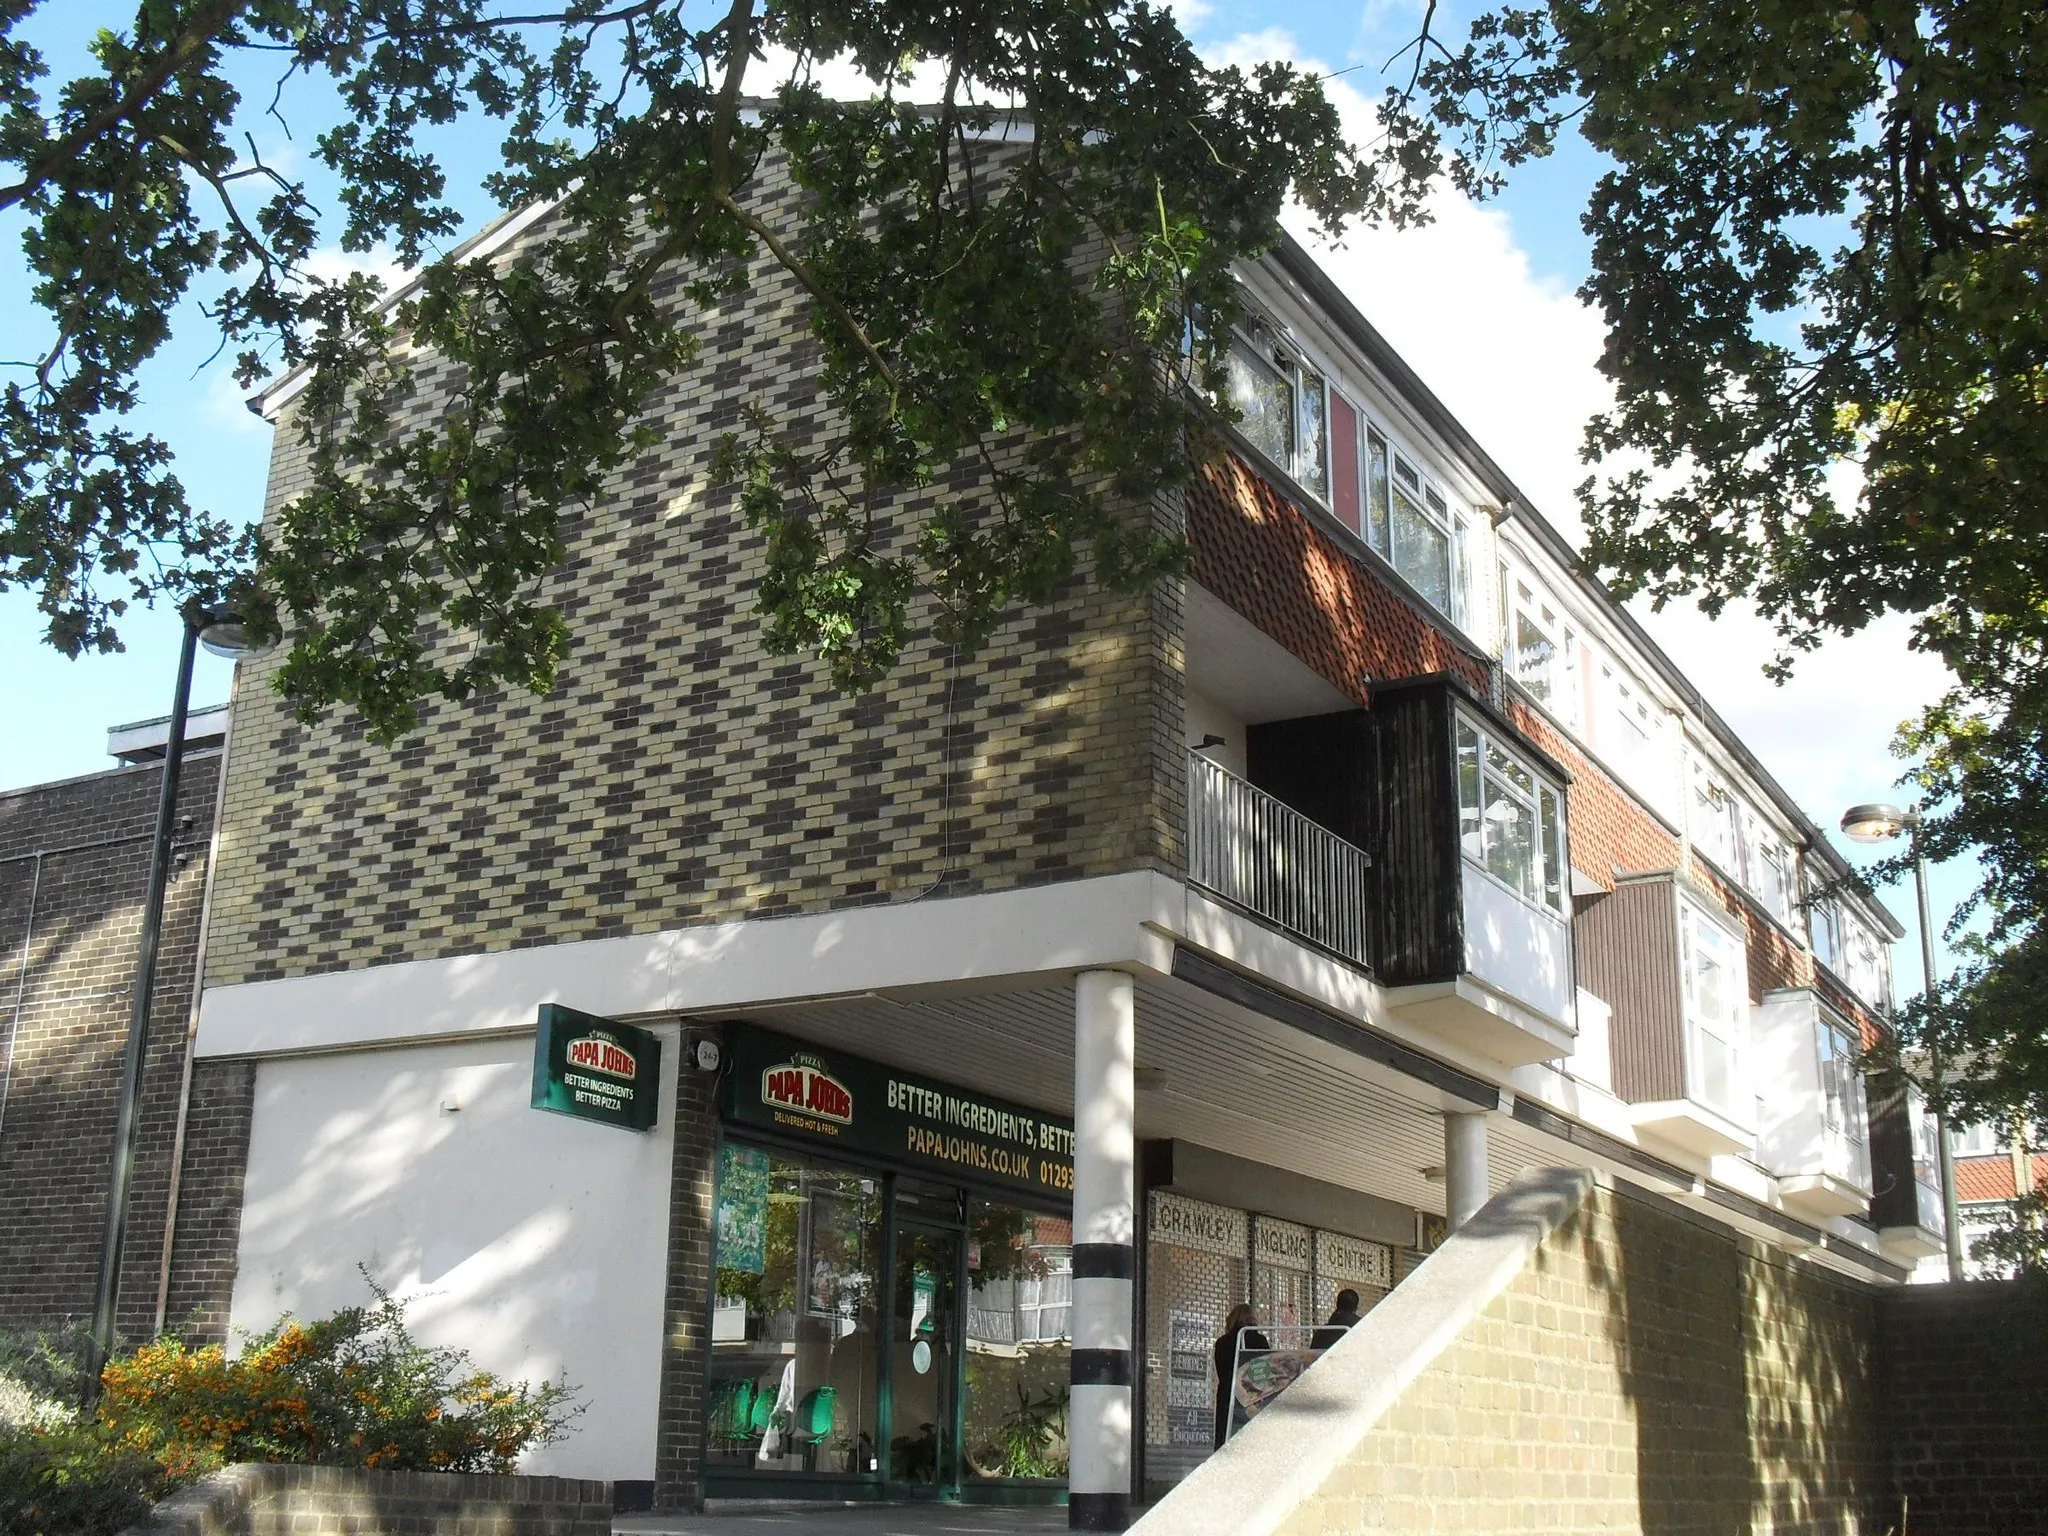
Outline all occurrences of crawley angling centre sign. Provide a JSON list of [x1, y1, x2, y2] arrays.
[[724, 1025, 1075, 1202], [531, 1003, 662, 1132]]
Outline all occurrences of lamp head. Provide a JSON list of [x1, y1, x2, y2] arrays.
[[194, 608, 274, 660], [1840, 801, 1914, 844]]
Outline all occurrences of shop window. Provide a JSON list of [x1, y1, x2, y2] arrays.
[[1456, 712, 1568, 915], [1679, 896, 1749, 1123], [709, 1146, 883, 1476], [964, 1201, 1073, 1481]]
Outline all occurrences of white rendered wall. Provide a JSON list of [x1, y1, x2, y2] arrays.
[[1460, 872, 1572, 1028], [227, 1028, 679, 1479]]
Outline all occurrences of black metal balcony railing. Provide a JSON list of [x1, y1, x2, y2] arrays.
[[1185, 750, 1373, 967]]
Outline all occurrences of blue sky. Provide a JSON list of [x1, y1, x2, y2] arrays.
[[1, 0, 1977, 985]]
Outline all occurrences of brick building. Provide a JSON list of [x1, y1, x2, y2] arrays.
[[0, 707, 249, 1344], [139, 153, 1954, 1527]]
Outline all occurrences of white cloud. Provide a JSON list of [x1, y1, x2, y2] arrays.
[[200, 364, 270, 437], [298, 241, 410, 294]]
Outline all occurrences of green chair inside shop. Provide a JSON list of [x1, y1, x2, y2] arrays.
[[724, 1379, 756, 1440], [748, 1381, 777, 1436], [790, 1385, 838, 1471]]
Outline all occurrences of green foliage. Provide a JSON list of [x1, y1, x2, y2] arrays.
[[96, 1283, 581, 1476], [1, 0, 1397, 737], [0, 1420, 170, 1536], [0, 1326, 96, 1416]]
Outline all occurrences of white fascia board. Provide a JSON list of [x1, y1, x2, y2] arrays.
[[251, 192, 569, 421], [197, 869, 1181, 1058]]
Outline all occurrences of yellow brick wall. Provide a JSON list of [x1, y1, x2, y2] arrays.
[[1278, 1187, 1883, 1536], [206, 164, 1186, 988]]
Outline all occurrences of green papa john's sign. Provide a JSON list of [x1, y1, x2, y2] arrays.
[[531, 1004, 662, 1132], [724, 1024, 1074, 1201]]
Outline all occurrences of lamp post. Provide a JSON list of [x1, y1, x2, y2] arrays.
[[1840, 800, 1964, 1281], [86, 604, 257, 1395]]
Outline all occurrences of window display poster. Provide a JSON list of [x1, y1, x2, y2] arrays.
[[1167, 1310, 1214, 1446], [717, 1144, 770, 1275]]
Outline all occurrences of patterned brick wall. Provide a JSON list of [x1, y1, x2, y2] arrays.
[[0, 755, 237, 1340], [1878, 1280, 2048, 1535], [1267, 1184, 1885, 1536], [1505, 698, 1683, 891], [206, 161, 1182, 990], [652, 1066, 719, 1510]]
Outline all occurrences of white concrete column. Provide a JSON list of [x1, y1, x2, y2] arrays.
[[1445, 1111, 1490, 1233], [1070, 969, 1135, 1532]]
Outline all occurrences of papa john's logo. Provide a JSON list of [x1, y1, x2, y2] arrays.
[[565, 1032, 638, 1081], [762, 1056, 853, 1125]]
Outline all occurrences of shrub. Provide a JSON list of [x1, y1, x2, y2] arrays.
[[0, 1421, 169, 1536], [97, 1283, 580, 1477]]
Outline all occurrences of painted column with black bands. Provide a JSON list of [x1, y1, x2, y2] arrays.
[[1069, 969, 1135, 1531]]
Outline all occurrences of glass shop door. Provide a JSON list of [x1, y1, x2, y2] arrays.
[[886, 1222, 963, 1495]]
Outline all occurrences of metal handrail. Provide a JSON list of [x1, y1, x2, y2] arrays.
[[1186, 751, 1373, 967]]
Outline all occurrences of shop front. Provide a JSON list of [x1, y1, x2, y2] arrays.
[[707, 1026, 1079, 1503]]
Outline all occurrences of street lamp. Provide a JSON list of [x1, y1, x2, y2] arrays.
[[86, 604, 261, 1395], [1839, 800, 1964, 1281]]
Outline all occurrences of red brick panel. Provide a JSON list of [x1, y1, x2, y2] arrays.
[[1504, 700, 1680, 890], [1186, 454, 1489, 703]]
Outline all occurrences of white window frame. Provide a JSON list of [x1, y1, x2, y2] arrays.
[[1816, 1011, 1870, 1187], [1806, 876, 1844, 972], [1840, 911, 1892, 1015], [1455, 710, 1568, 917], [1743, 813, 1795, 928], [1689, 757, 1744, 876], [1507, 570, 1582, 728], [1950, 1120, 2003, 1159], [1224, 318, 1329, 504], [1677, 893, 1750, 1123]]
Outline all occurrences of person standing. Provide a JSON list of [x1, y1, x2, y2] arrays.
[[1310, 1288, 1362, 1352], [1212, 1302, 1268, 1450]]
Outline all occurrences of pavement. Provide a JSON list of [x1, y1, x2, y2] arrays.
[[615, 1505, 1070, 1535]]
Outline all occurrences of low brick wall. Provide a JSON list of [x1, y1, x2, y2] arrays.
[[121, 1464, 613, 1536], [1879, 1279, 2048, 1535], [1134, 1170, 1888, 1536]]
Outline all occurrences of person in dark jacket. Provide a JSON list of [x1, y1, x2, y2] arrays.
[[1310, 1288, 1363, 1352], [1212, 1302, 1268, 1449]]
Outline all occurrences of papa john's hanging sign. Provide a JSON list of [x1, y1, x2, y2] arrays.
[[531, 1003, 662, 1132]]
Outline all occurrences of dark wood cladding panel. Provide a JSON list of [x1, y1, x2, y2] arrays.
[[1367, 685, 1462, 987], [1246, 710, 1375, 850], [1865, 1065, 1921, 1231], [1245, 688, 1464, 987], [1575, 876, 1683, 1104]]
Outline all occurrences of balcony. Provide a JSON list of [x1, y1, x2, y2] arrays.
[[1575, 873, 1758, 1158], [1754, 989, 1873, 1218], [1867, 1069, 1948, 1259], [1186, 750, 1373, 967], [1183, 672, 1578, 1067]]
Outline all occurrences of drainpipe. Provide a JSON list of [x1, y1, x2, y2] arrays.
[[152, 676, 237, 1336]]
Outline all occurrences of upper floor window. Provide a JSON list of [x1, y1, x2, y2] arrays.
[[1508, 575, 1580, 726], [1807, 878, 1843, 971], [1456, 712, 1567, 916], [1678, 894, 1748, 1122], [1596, 661, 1665, 801], [1690, 759, 1743, 875], [1840, 912, 1892, 1014], [1817, 1013, 1868, 1145], [1745, 815, 1795, 928], [1225, 322, 1328, 502]]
